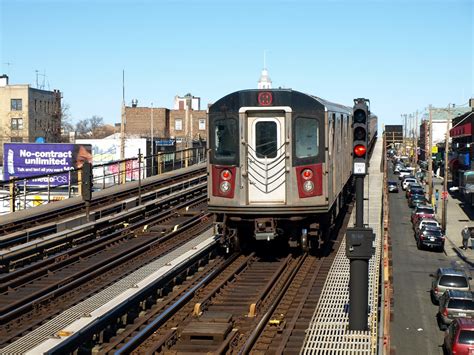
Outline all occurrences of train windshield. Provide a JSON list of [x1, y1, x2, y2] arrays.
[[295, 117, 319, 158], [213, 118, 239, 161]]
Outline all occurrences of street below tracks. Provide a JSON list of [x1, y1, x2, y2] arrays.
[[389, 174, 473, 354]]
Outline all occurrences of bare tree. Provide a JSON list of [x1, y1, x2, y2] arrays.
[[75, 115, 108, 139], [61, 103, 74, 134]]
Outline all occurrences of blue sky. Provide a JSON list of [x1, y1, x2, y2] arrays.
[[1, 0, 473, 127]]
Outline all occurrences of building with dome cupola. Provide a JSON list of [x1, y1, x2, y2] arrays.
[[258, 68, 272, 89]]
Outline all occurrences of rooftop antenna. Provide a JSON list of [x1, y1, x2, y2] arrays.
[[263, 50, 267, 69], [35, 70, 46, 89], [3, 62, 12, 74]]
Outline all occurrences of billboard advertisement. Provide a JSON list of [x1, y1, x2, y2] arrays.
[[76, 138, 146, 180], [3, 143, 92, 186]]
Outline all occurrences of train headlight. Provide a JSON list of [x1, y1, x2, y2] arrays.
[[301, 169, 313, 180], [220, 169, 232, 181], [303, 180, 314, 192], [220, 181, 231, 193]]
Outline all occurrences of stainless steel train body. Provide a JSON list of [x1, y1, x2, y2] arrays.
[[207, 89, 377, 249]]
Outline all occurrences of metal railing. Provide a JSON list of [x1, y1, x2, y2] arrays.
[[0, 147, 207, 214]]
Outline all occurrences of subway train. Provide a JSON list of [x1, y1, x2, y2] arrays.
[[207, 89, 377, 252]]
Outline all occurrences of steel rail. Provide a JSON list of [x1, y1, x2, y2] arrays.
[[114, 253, 242, 355], [0, 181, 206, 272], [0, 166, 206, 235], [239, 253, 308, 354], [0, 196, 208, 325]]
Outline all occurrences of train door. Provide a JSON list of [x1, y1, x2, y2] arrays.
[[246, 115, 286, 204]]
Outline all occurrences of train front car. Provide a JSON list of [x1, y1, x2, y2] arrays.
[[208, 89, 353, 252]]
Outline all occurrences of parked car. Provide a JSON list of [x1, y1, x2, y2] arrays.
[[411, 205, 436, 225], [406, 184, 424, 199], [408, 194, 429, 208], [414, 218, 441, 233], [437, 290, 474, 330], [402, 176, 418, 190], [402, 177, 418, 191], [394, 164, 405, 174], [430, 268, 472, 304], [416, 226, 445, 251], [388, 181, 399, 193], [443, 317, 474, 354], [398, 169, 413, 180]]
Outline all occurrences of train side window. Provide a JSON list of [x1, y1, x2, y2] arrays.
[[214, 118, 238, 161], [255, 121, 277, 158], [295, 117, 319, 159]]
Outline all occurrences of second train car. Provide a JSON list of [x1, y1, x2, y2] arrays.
[[207, 89, 377, 252]]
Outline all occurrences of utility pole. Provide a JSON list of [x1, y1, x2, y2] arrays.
[[442, 105, 451, 231], [151, 103, 154, 174], [185, 101, 190, 149], [120, 70, 126, 161], [409, 114, 414, 162], [428, 106, 433, 202], [414, 111, 419, 167], [404, 114, 408, 155], [120, 70, 126, 184]]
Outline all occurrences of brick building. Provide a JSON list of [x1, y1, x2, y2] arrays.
[[0, 75, 62, 164], [450, 100, 474, 183], [124, 94, 207, 148]]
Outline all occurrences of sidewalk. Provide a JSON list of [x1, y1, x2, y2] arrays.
[[432, 178, 474, 265]]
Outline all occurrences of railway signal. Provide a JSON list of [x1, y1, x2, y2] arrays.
[[347, 98, 374, 331], [352, 98, 370, 175]]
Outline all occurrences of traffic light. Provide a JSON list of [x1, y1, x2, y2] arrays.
[[352, 98, 370, 175], [81, 161, 93, 202]]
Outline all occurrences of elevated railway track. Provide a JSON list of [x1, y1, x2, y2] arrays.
[[0, 166, 206, 272], [0, 164, 206, 236], [0, 186, 209, 346]]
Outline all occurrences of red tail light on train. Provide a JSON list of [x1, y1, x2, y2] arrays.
[[296, 164, 323, 198], [212, 166, 236, 198]]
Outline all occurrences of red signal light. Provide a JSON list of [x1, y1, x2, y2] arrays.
[[220, 169, 232, 181], [302, 169, 313, 180], [354, 144, 367, 157]]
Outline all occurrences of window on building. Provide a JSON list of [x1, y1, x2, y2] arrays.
[[11, 137, 23, 143], [175, 119, 183, 131], [11, 118, 23, 130], [199, 119, 206, 130], [11, 99, 22, 111]]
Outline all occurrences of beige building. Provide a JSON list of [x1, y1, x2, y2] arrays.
[[0, 75, 62, 163]]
